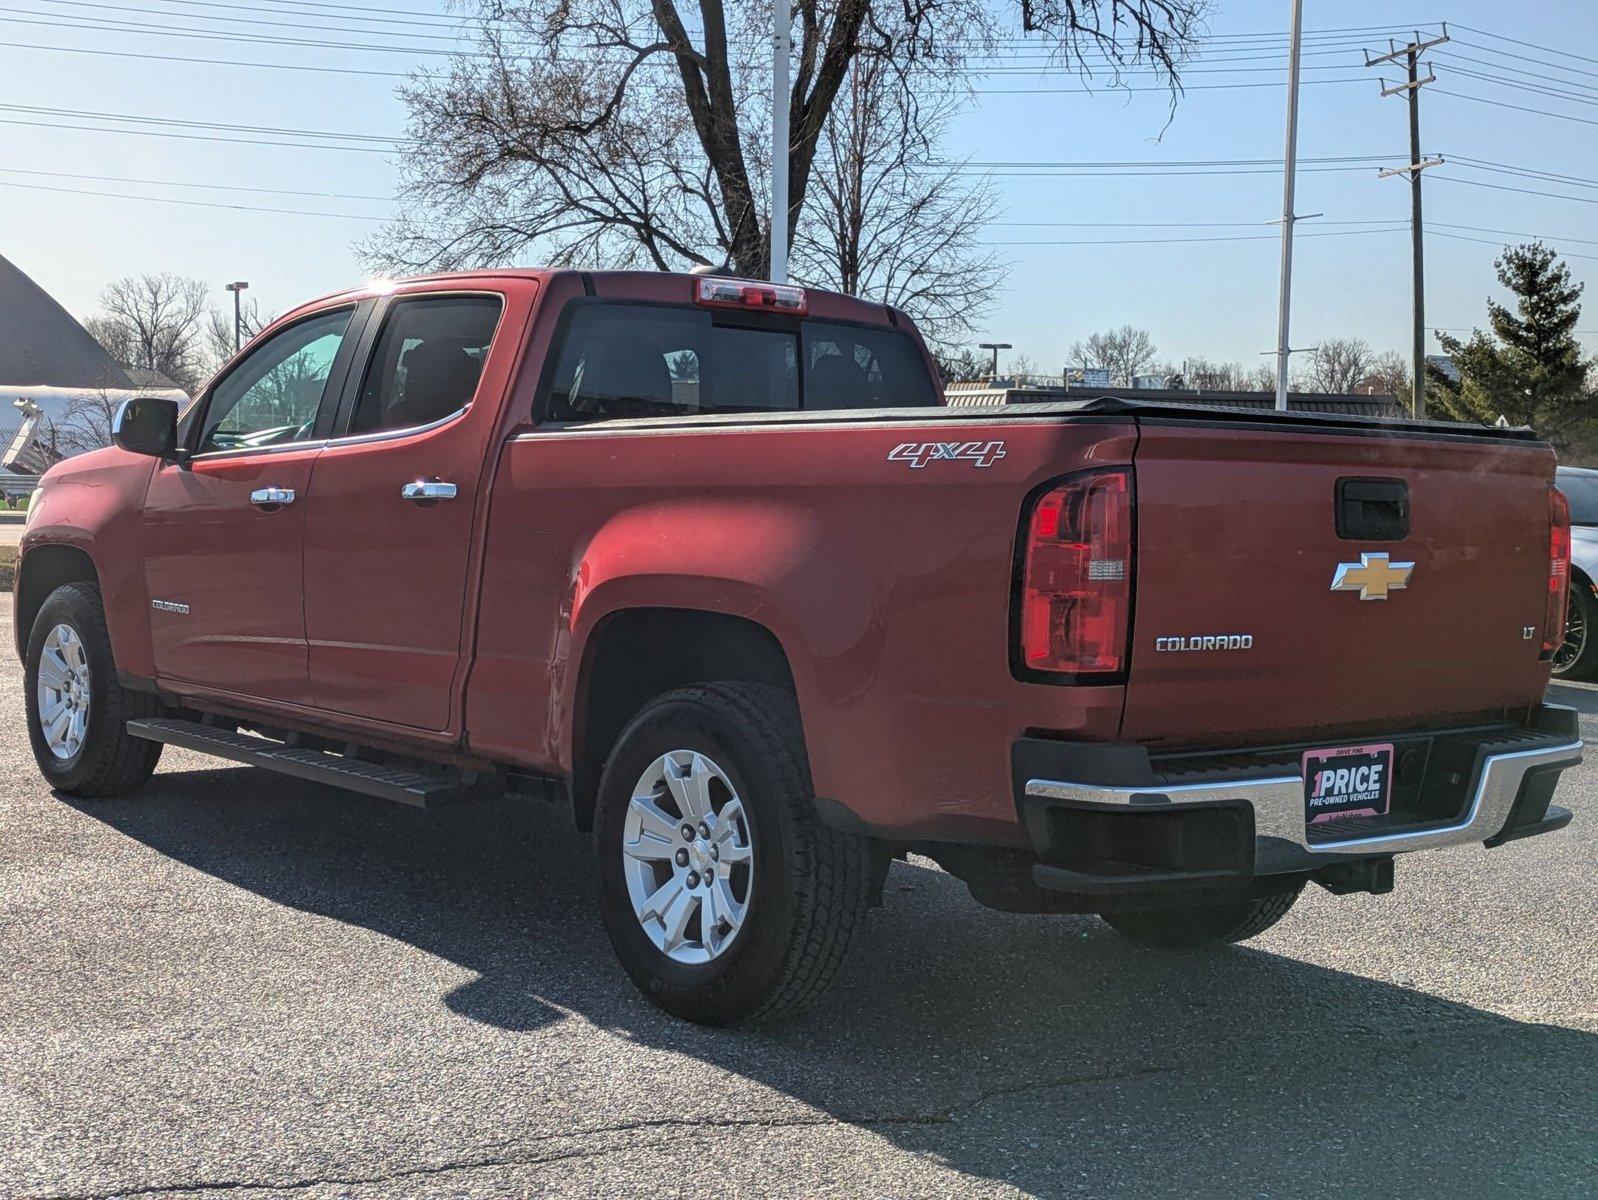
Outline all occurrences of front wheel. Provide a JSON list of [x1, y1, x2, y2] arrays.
[[25, 582, 163, 798], [1098, 882, 1304, 949], [593, 682, 871, 1025]]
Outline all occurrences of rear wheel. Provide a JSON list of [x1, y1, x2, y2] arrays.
[[593, 682, 871, 1025], [25, 582, 162, 798], [1099, 882, 1304, 949], [1552, 584, 1598, 679]]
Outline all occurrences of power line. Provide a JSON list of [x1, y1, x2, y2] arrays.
[[0, 36, 411, 75], [1429, 175, 1598, 205], [30, 0, 476, 33], [0, 100, 400, 142], [1431, 87, 1598, 128], [0, 164, 391, 200], [0, 177, 388, 219], [976, 77, 1370, 94], [0, 115, 397, 151], [984, 227, 1407, 247], [1454, 23, 1598, 71], [1431, 229, 1598, 263]]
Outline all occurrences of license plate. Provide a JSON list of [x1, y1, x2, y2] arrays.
[[1302, 742, 1394, 828]]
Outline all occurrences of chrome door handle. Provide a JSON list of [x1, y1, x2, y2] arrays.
[[401, 480, 458, 502], [249, 487, 295, 507]]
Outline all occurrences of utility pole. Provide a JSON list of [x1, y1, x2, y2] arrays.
[[979, 342, 1011, 381], [769, 0, 791, 283], [1272, 0, 1305, 413], [1367, 26, 1448, 417], [224, 280, 249, 354]]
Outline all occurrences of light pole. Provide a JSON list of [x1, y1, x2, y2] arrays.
[[979, 342, 1011, 381], [1272, 0, 1305, 412], [769, 0, 791, 283], [224, 280, 249, 354]]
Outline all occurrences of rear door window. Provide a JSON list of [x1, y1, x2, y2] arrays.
[[348, 294, 504, 435], [544, 303, 934, 421]]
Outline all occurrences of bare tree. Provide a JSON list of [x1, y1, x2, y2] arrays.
[[51, 391, 124, 458], [1069, 326, 1157, 386], [1175, 356, 1248, 390], [88, 274, 210, 391], [203, 296, 271, 375], [1357, 349, 1410, 399], [1304, 337, 1375, 393], [790, 56, 1001, 351], [366, 0, 1206, 290], [1242, 361, 1278, 392]]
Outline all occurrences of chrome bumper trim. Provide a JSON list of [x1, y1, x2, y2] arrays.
[[1025, 731, 1582, 875]]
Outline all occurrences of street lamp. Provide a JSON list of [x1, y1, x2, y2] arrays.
[[978, 341, 1011, 381], [224, 280, 249, 354]]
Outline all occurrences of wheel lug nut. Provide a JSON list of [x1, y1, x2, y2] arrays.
[[686, 871, 700, 888], [710, 845, 720, 861], [703, 868, 714, 883], [675, 849, 689, 867], [681, 824, 695, 840], [697, 822, 710, 839]]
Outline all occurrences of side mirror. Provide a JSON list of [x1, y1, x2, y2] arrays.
[[112, 397, 179, 458]]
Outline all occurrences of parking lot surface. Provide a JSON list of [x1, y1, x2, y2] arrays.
[[2, 606, 1595, 1199]]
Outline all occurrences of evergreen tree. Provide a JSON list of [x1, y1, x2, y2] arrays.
[[1430, 242, 1594, 445]]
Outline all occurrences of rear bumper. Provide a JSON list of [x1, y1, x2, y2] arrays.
[[1015, 704, 1581, 895]]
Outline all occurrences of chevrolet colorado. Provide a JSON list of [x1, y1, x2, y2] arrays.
[[16, 270, 1581, 1024]]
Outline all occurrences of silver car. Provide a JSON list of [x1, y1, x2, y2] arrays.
[[1554, 465, 1598, 678]]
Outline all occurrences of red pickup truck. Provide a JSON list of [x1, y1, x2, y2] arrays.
[[16, 270, 1581, 1024]]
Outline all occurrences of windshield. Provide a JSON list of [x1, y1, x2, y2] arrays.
[[1558, 472, 1598, 526]]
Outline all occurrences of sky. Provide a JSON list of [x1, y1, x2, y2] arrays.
[[1, 0, 1595, 376]]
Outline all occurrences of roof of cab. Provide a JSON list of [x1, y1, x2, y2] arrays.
[[278, 268, 900, 328]]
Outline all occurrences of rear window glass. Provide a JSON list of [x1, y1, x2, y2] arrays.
[[544, 303, 935, 421]]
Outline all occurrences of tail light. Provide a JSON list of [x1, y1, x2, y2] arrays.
[[1017, 468, 1134, 678], [1543, 485, 1571, 658]]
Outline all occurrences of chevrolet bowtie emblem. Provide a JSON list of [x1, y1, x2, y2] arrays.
[[1330, 552, 1415, 601]]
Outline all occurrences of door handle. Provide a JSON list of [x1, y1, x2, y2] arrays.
[[401, 480, 458, 502], [249, 487, 295, 507]]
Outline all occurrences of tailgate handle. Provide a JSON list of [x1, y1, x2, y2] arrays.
[[1336, 478, 1409, 540]]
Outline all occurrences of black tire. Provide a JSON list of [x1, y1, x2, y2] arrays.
[[1552, 583, 1598, 680], [593, 682, 871, 1026], [24, 582, 163, 798], [1098, 882, 1304, 949]]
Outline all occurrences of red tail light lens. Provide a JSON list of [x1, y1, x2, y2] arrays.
[[1544, 485, 1571, 657], [1019, 469, 1133, 676]]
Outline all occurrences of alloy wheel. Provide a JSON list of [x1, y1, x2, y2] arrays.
[[621, 749, 754, 965], [37, 623, 91, 761], [1554, 592, 1587, 675]]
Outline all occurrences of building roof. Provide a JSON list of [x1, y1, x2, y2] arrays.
[[0, 252, 131, 390]]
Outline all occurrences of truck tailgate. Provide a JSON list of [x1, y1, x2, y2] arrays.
[[1121, 421, 1556, 749]]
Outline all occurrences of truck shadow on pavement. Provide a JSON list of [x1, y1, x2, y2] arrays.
[[68, 766, 1597, 1197]]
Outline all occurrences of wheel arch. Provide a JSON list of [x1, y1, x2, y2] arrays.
[[568, 606, 799, 831], [14, 544, 101, 661]]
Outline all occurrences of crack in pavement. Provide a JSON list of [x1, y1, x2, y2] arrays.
[[30, 1069, 1180, 1200]]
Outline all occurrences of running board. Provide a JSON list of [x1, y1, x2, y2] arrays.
[[126, 717, 500, 808]]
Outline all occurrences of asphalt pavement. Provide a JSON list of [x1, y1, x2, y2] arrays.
[[1, 605, 1594, 1198]]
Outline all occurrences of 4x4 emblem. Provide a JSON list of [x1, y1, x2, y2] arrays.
[[888, 440, 1007, 469], [1330, 552, 1414, 601]]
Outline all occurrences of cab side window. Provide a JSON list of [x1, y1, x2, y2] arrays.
[[349, 295, 504, 435], [198, 307, 354, 454]]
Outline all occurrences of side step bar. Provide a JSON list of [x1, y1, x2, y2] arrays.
[[127, 717, 502, 808]]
